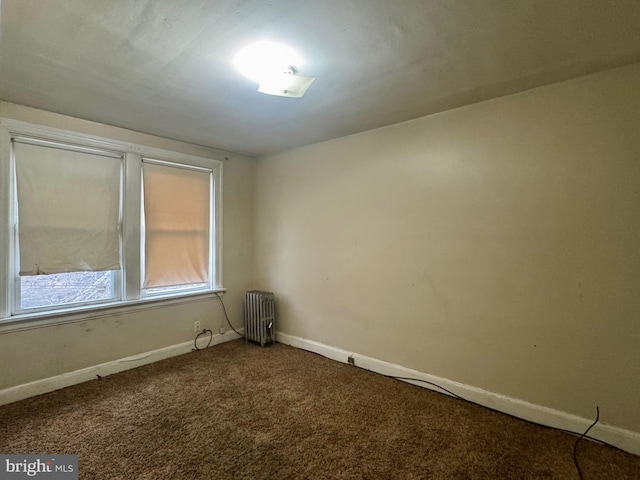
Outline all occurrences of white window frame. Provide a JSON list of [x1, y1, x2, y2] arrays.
[[0, 118, 224, 330]]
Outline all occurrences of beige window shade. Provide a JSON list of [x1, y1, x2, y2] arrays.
[[142, 161, 211, 289], [14, 140, 122, 276]]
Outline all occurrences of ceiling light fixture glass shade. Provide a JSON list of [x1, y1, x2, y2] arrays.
[[234, 41, 315, 98]]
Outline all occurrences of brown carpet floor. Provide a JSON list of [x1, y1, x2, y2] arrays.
[[1, 340, 638, 479]]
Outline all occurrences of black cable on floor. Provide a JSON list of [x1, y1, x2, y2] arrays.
[[193, 328, 212, 351], [330, 354, 621, 480], [573, 406, 600, 480], [392, 376, 463, 400], [360, 369, 616, 452], [215, 292, 244, 339]]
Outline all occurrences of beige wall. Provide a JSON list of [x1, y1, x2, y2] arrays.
[[0, 102, 254, 389], [254, 64, 640, 433]]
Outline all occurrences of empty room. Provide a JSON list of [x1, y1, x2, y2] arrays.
[[1, 1, 639, 478]]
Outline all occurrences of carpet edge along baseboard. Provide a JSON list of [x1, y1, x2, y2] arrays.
[[275, 332, 640, 457], [0, 329, 243, 406]]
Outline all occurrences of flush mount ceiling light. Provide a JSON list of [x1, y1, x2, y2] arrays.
[[234, 41, 315, 98]]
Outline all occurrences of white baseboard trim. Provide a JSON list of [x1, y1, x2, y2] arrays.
[[0, 329, 243, 407], [276, 332, 640, 456]]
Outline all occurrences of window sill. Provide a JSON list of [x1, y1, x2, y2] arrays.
[[0, 288, 227, 335]]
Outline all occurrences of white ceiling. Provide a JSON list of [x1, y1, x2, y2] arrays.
[[1, 0, 639, 157]]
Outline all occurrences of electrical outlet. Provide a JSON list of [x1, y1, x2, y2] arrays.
[[194, 320, 201, 332], [219, 326, 226, 335]]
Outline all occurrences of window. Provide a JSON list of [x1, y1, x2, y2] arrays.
[[12, 137, 122, 313], [141, 159, 213, 296], [0, 119, 223, 323]]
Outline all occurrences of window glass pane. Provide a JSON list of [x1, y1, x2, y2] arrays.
[[144, 283, 208, 295], [20, 271, 116, 310]]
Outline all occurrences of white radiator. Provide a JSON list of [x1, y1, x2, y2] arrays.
[[243, 291, 275, 347]]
